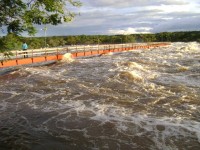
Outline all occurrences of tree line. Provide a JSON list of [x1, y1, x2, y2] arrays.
[[0, 31, 200, 52]]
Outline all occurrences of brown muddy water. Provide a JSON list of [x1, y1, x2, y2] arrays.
[[0, 42, 200, 150]]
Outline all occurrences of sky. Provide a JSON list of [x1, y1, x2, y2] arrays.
[[39, 0, 200, 36], [2, 0, 200, 36]]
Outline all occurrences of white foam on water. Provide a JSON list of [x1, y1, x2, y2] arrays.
[[2, 100, 198, 148], [146, 82, 165, 92], [119, 71, 143, 82], [178, 42, 200, 55], [183, 104, 199, 111], [161, 60, 169, 65], [148, 73, 159, 80], [23, 66, 69, 81], [187, 42, 200, 51], [115, 59, 162, 83], [1, 42, 200, 149], [61, 53, 74, 63], [178, 66, 189, 72], [114, 60, 160, 83], [180, 46, 190, 52], [105, 52, 113, 56], [129, 50, 143, 53], [89, 103, 200, 148], [25, 67, 51, 75], [82, 100, 200, 145], [0, 90, 27, 111], [124, 61, 145, 71], [175, 63, 189, 72]]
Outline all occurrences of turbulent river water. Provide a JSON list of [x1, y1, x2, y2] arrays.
[[0, 42, 200, 150]]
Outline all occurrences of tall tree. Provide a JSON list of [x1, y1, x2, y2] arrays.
[[0, 0, 82, 36], [0, 33, 21, 51]]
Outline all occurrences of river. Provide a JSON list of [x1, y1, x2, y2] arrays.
[[0, 42, 200, 150]]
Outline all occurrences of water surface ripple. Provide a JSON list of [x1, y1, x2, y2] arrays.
[[0, 42, 200, 150]]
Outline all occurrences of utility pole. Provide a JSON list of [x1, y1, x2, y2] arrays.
[[41, 26, 48, 48], [44, 26, 47, 49]]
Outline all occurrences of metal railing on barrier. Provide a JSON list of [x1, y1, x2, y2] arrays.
[[0, 42, 170, 67]]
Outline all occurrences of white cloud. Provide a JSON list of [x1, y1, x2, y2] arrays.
[[33, 0, 200, 36], [152, 16, 200, 32], [108, 27, 152, 34], [84, 0, 189, 8]]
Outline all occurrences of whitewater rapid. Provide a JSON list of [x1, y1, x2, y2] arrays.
[[0, 42, 200, 150]]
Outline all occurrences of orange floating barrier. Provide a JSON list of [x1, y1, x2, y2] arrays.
[[0, 43, 170, 68]]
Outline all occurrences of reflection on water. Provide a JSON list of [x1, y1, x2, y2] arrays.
[[0, 42, 200, 150]]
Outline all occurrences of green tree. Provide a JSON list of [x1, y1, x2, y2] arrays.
[[0, 33, 21, 51], [0, 0, 81, 36], [126, 35, 136, 43], [0, 33, 21, 61], [65, 36, 77, 45], [28, 38, 44, 49], [0, 0, 81, 53]]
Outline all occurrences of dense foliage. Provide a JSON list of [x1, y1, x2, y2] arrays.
[[1, 31, 200, 51], [0, 0, 81, 53], [0, 0, 81, 36]]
